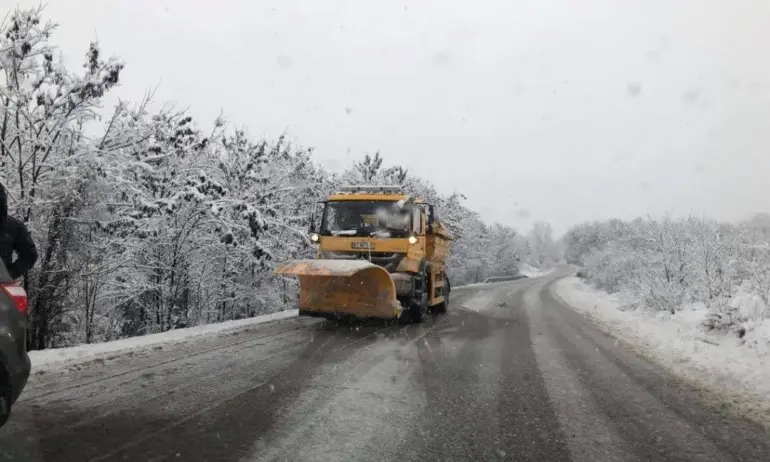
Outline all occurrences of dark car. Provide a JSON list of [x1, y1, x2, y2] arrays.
[[0, 260, 30, 427]]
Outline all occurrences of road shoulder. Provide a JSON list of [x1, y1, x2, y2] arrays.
[[550, 276, 770, 432], [28, 310, 300, 374]]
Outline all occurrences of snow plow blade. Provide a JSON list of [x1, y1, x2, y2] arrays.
[[274, 259, 402, 319]]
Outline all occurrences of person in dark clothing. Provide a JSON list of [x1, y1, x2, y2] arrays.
[[0, 185, 37, 279]]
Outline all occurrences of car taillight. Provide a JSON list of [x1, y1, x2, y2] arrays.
[[1, 282, 28, 316]]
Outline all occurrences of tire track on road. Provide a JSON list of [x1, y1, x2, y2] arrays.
[[95, 317, 446, 462], [21, 317, 320, 403], [11, 331, 313, 443], [523, 280, 639, 461], [3, 324, 372, 462], [247, 316, 450, 462], [544, 281, 770, 461], [497, 280, 572, 461], [2, 284, 518, 462], [92, 329, 384, 462]]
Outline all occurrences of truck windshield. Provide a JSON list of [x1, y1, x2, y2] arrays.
[[321, 200, 412, 237]]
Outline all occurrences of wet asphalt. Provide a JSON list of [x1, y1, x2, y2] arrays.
[[0, 271, 768, 461]]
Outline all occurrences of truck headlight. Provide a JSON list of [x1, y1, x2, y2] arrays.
[[408, 235, 418, 245], [310, 233, 319, 243]]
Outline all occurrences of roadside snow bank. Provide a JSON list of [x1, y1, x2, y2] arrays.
[[552, 277, 770, 428], [30, 309, 298, 372]]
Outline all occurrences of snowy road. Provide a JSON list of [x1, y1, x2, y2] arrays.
[[1, 270, 768, 461]]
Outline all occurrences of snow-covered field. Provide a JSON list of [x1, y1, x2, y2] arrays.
[[551, 277, 770, 429], [29, 310, 298, 372]]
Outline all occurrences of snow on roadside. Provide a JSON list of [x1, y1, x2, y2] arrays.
[[30, 309, 298, 372], [519, 264, 554, 278], [455, 266, 553, 290], [455, 279, 522, 290], [551, 277, 770, 429], [454, 281, 495, 290], [460, 290, 499, 312]]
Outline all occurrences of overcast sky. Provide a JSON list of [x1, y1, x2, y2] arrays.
[[8, 0, 770, 234]]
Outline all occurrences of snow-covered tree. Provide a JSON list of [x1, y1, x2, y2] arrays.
[[0, 7, 124, 348], [528, 221, 561, 266], [563, 215, 770, 332], [0, 8, 539, 349]]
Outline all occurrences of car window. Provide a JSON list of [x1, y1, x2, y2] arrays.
[[0, 258, 12, 282]]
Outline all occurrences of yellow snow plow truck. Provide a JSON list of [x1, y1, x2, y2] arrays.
[[274, 185, 453, 323]]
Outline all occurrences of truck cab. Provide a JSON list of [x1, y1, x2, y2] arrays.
[[311, 186, 448, 274]]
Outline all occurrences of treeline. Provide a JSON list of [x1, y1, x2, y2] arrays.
[[563, 214, 770, 334], [0, 8, 556, 349]]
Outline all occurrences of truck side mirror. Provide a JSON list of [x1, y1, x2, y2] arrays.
[[309, 201, 324, 233]]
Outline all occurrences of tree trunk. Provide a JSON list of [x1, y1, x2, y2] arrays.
[[28, 208, 65, 350]]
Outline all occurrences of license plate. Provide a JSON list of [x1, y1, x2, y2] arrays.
[[351, 242, 374, 250]]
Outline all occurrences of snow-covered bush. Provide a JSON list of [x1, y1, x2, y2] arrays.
[[564, 215, 770, 333]]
